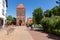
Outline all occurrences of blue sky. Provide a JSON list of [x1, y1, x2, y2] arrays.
[[7, 0, 58, 19]]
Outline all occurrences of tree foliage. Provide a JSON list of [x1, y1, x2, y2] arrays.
[[12, 17, 16, 25], [7, 15, 13, 23], [33, 8, 43, 24], [6, 15, 16, 25], [41, 16, 60, 35], [41, 5, 60, 35], [51, 6, 60, 16], [45, 10, 52, 17], [45, 6, 60, 17]]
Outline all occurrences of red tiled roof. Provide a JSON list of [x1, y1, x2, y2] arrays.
[[17, 4, 24, 9]]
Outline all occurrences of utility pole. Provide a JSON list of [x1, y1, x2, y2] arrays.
[[56, 0, 60, 7]]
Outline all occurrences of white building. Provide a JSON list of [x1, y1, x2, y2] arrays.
[[0, 0, 8, 28]]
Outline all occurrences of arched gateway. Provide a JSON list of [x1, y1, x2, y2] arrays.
[[16, 4, 26, 26]]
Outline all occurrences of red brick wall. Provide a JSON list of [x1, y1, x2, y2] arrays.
[[16, 8, 26, 26]]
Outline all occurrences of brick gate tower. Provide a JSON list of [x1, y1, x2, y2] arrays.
[[16, 4, 26, 26]]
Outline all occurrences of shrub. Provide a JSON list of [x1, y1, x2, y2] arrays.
[[29, 23, 33, 27], [41, 17, 49, 31], [41, 16, 60, 35], [55, 16, 60, 29]]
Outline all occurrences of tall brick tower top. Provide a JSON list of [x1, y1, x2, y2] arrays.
[[17, 4, 24, 9]]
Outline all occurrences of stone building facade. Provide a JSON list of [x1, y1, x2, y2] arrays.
[[0, 0, 8, 28], [27, 18, 32, 25], [16, 4, 26, 26]]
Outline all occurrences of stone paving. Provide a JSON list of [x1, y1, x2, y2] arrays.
[[0, 26, 60, 40], [28, 28, 60, 40], [0, 26, 34, 40]]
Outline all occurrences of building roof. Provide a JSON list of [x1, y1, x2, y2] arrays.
[[17, 4, 24, 9]]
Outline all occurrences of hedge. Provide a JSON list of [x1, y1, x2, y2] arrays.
[[41, 16, 60, 35]]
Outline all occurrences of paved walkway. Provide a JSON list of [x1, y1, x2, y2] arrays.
[[0, 26, 60, 40], [0, 26, 34, 40], [28, 28, 60, 40]]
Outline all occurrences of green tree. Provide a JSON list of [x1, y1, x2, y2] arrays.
[[33, 8, 43, 24], [51, 6, 60, 16], [45, 6, 60, 17], [12, 17, 16, 25], [6, 15, 14, 24], [45, 10, 52, 17]]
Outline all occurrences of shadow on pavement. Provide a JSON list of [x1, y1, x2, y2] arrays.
[[7, 28, 15, 35], [47, 33, 60, 40], [28, 28, 60, 40]]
